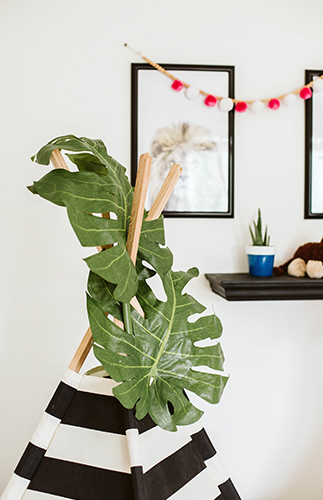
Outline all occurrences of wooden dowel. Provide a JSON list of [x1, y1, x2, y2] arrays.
[[68, 327, 92, 372], [118, 153, 152, 330], [146, 163, 182, 221], [113, 317, 124, 329], [51, 148, 70, 170], [126, 153, 152, 263], [130, 295, 144, 318]]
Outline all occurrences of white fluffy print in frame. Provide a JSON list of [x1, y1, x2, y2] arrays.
[[131, 63, 235, 218]]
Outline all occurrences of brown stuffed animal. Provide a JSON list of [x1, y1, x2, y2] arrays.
[[273, 238, 323, 278]]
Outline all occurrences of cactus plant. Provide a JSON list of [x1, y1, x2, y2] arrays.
[[249, 208, 270, 246]]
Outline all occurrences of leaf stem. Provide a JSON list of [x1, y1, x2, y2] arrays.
[[122, 302, 133, 335]]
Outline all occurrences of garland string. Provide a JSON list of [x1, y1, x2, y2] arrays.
[[125, 43, 323, 111]]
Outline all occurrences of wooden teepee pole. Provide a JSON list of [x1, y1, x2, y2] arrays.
[[68, 327, 93, 373], [146, 163, 182, 221], [127, 153, 152, 262], [50, 149, 182, 372]]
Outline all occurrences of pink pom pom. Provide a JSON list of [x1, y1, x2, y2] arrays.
[[268, 99, 280, 110], [204, 95, 217, 107], [171, 80, 183, 91], [235, 102, 248, 113], [300, 87, 312, 100]]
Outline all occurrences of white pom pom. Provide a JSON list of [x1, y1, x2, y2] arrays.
[[250, 100, 265, 113], [218, 98, 234, 112], [306, 260, 323, 279], [283, 93, 297, 106], [185, 86, 200, 100], [288, 258, 306, 277], [313, 76, 323, 92]]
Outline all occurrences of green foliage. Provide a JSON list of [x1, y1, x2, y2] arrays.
[[88, 267, 228, 431], [30, 135, 228, 431], [30, 135, 172, 302], [249, 208, 270, 246]]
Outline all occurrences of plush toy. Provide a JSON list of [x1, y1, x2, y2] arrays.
[[273, 237, 323, 279]]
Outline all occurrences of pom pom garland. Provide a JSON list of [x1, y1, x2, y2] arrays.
[[125, 44, 323, 114], [171, 79, 183, 91], [300, 87, 312, 100], [235, 101, 248, 113], [268, 99, 280, 110], [185, 85, 200, 99], [205, 94, 217, 107], [250, 100, 265, 113], [283, 93, 297, 106], [218, 97, 234, 111]]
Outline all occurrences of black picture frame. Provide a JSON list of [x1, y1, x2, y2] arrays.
[[131, 63, 235, 218], [305, 69, 323, 219]]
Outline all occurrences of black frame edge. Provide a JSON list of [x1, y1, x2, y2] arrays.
[[131, 63, 235, 219], [304, 69, 323, 219]]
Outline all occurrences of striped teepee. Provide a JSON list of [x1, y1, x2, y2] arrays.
[[2, 369, 241, 500]]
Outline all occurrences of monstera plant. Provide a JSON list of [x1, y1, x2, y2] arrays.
[[29, 135, 228, 431]]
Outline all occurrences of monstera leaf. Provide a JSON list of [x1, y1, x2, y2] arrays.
[[88, 266, 228, 431], [30, 136, 172, 302]]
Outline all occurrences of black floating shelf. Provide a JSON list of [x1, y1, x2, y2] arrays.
[[205, 273, 323, 301]]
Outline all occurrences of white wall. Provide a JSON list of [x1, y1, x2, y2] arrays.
[[1, 1, 323, 498]]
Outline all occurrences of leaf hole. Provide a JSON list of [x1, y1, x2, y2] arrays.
[[187, 312, 201, 323], [191, 365, 227, 376], [142, 260, 154, 270], [146, 271, 167, 302], [167, 401, 174, 415], [194, 338, 220, 347]]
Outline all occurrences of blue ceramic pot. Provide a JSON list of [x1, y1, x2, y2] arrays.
[[246, 246, 276, 277]]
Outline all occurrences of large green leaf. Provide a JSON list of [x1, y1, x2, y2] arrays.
[[30, 136, 172, 302], [31, 135, 133, 224], [30, 168, 137, 301], [88, 266, 228, 431]]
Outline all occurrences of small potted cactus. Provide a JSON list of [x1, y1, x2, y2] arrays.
[[246, 209, 275, 276]]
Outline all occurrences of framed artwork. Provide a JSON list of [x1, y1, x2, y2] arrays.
[[305, 69, 323, 219], [131, 63, 235, 218]]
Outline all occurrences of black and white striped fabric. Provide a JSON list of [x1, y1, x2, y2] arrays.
[[1, 369, 241, 500]]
